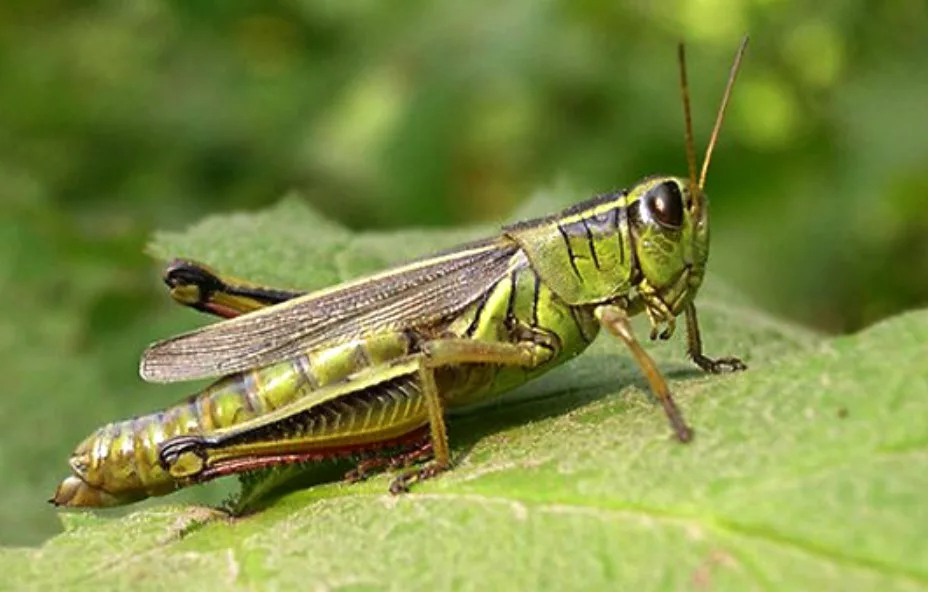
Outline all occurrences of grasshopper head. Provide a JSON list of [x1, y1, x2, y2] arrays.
[[626, 175, 709, 318], [627, 37, 747, 326]]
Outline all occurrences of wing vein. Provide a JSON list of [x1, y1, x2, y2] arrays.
[[141, 241, 521, 382]]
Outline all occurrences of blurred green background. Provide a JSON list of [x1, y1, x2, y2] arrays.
[[0, 1, 926, 546]]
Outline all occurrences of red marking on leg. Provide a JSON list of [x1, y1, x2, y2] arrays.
[[195, 427, 432, 482], [204, 302, 244, 319], [346, 439, 433, 483]]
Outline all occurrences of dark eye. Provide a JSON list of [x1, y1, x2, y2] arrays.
[[643, 181, 684, 229]]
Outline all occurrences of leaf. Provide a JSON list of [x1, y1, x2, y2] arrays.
[[4, 197, 926, 591]]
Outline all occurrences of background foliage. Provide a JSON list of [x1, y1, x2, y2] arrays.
[[0, 0, 925, 551]]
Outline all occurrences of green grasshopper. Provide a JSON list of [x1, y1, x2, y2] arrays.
[[52, 39, 748, 509]]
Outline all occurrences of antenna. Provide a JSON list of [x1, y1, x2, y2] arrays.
[[698, 36, 749, 191], [677, 43, 698, 197]]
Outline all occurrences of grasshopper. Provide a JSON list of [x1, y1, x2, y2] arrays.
[[52, 39, 748, 508]]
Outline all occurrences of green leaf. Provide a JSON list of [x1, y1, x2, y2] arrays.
[[5, 198, 926, 591]]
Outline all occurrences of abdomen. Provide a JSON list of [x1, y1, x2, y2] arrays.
[[53, 332, 413, 507]]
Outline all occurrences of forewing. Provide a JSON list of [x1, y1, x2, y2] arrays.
[[140, 239, 520, 383]]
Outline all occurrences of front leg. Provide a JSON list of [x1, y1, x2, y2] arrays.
[[596, 304, 692, 442], [684, 302, 747, 373]]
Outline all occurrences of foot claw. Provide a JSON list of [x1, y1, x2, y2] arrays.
[[344, 468, 367, 484], [693, 355, 747, 374], [389, 478, 410, 495], [388, 463, 448, 495]]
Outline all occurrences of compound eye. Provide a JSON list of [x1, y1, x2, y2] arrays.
[[643, 181, 685, 229]]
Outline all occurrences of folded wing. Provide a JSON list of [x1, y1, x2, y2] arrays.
[[140, 239, 521, 383]]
